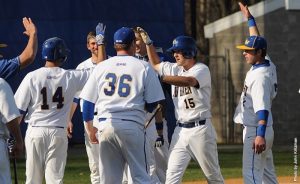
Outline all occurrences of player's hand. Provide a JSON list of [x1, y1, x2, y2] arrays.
[[238, 2, 252, 19], [67, 121, 73, 138], [96, 22, 106, 45], [252, 136, 266, 154], [155, 135, 164, 147], [136, 27, 153, 45], [88, 127, 99, 144], [22, 17, 37, 37]]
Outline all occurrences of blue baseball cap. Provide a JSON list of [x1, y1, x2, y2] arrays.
[[114, 27, 135, 44], [236, 36, 267, 50]]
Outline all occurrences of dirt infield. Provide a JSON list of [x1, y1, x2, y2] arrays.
[[183, 176, 299, 184]]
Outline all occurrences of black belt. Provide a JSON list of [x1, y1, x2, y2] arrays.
[[178, 119, 206, 128], [31, 125, 64, 129]]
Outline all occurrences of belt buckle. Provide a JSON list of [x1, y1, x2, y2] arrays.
[[195, 121, 200, 127]]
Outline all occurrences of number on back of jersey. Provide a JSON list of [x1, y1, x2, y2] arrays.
[[40, 87, 64, 110], [104, 73, 132, 97]]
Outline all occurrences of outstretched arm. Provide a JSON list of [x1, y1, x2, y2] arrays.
[[239, 2, 260, 36], [19, 17, 38, 70]]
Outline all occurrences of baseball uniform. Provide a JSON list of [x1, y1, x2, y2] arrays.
[[73, 58, 100, 183], [0, 78, 21, 184], [14, 67, 91, 184], [80, 55, 165, 184], [159, 61, 224, 184], [234, 58, 278, 184]]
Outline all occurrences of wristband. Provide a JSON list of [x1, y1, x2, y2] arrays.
[[248, 18, 256, 27], [155, 122, 163, 130], [256, 124, 266, 138], [146, 39, 153, 45]]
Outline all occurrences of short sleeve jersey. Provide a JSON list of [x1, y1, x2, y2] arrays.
[[80, 55, 165, 125], [233, 59, 277, 126], [159, 62, 212, 123], [0, 57, 20, 79], [14, 67, 91, 127]]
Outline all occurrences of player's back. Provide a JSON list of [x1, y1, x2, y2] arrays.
[[91, 55, 160, 124], [14, 67, 90, 127]]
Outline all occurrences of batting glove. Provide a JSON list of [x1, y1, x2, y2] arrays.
[[137, 27, 153, 45], [96, 22, 106, 45], [7, 138, 16, 153], [155, 135, 164, 147]]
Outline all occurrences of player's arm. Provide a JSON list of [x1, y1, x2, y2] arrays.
[[253, 111, 268, 154], [161, 75, 199, 88], [18, 17, 38, 70], [154, 107, 164, 147], [95, 22, 107, 63], [82, 100, 98, 144], [67, 99, 79, 138], [136, 27, 161, 72], [238, 2, 260, 36]]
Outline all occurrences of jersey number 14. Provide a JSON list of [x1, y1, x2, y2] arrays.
[[40, 87, 64, 110]]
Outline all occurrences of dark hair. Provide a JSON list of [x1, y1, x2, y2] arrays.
[[255, 48, 267, 58]]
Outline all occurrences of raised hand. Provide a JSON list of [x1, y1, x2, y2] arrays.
[[96, 22, 106, 45], [136, 27, 153, 45]]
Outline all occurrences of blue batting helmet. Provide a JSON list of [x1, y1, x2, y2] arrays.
[[42, 37, 70, 62], [167, 36, 197, 59]]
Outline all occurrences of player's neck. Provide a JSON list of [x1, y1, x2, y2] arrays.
[[117, 50, 133, 56], [45, 61, 61, 67]]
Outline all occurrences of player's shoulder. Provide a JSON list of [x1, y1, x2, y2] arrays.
[[0, 78, 8, 87], [77, 58, 92, 69]]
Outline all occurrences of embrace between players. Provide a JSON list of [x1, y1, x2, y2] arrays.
[[0, 2, 278, 184]]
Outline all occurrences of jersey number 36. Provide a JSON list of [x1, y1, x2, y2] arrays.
[[104, 73, 132, 97]]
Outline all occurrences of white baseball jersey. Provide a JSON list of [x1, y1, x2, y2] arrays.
[[14, 67, 91, 127], [75, 57, 100, 184], [74, 58, 97, 109], [0, 78, 21, 184], [0, 78, 21, 137], [159, 62, 211, 122], [234, 59, 277, 126], [80, 55, 165, 125]]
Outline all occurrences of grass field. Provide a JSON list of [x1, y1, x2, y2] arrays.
[[10, 144, 298, 183]]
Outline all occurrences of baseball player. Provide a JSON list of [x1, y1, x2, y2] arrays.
[[68, 23, 106, 184], [137, 28, 224, 184], [234, 2, 278, 184], [14, 37, 92, 184], [80, 27, 165, 184], [0, 78, 23, 184], [0, 17, 37, 79], [136, 27, 168, 183]]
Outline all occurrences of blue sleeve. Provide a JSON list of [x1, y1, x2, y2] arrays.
[[256, 110, 269, 123], [82, 100, 95, 122], [145, 102, 158, 113], [0, 57, 20, 80], [73, 98, 80, 104]]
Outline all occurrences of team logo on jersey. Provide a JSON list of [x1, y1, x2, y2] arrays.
[[173, 86, 192, 97]]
